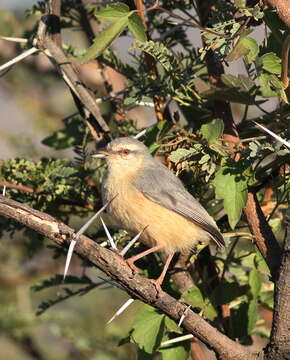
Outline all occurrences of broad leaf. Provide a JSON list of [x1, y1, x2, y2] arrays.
[[260, 53, 281, 74], [95, 2, 130, 20], [80, 17, 129, 63], [200, 119, 224, 144], [214, 167, 248, 229], [132, 304, 165, 354], [225, 37, 258, 63], [182, 286, 204, 309], [160, 341, 189, 360], [128, 13, 147, 42]]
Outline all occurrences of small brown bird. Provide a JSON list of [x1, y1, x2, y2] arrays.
[[94, 137, 224, 292]]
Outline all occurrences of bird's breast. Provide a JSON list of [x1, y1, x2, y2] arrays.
[[102, 171, 210, 254]]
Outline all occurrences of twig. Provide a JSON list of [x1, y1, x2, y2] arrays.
[[266, 0, 290, 30]]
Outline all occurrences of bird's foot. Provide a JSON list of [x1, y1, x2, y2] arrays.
[[148, 278, 164, 297], [126, 258, 140, 275]]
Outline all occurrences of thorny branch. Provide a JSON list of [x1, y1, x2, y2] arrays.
[[0, 195, 257, 360]]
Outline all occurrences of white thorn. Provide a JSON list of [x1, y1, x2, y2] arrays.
[[75, 198, 114, 238], [0, 36, 28, 43], [63, 239, 77, 281], [253, 121, 290, 149], [2, 186, 6, 197], [121, 228, 145, 256], [160, 334, 194, 347], [178, 305, 191, 327], [100, 216, 117, 250], [0, 47, 38, 72], [107, 298, 134, 324], [92, 153, 106, 159], [63, 197, 116, 280], [134, 129, 147, 139]]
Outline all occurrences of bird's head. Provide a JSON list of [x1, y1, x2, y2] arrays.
[[92, 137, 152, 171]]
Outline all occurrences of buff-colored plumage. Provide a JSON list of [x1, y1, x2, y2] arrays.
[[99, 137, 224, 254]]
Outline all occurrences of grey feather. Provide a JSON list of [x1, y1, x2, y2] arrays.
[[134, 162, 225, 247]]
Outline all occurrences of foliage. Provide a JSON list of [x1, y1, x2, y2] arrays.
[[0, 0, 289, 359]]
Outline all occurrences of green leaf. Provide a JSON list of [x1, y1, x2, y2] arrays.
[[203, 302, 218, 320], [260, 53, 281, 74], [95, 2, 130, 20], [249, 269, 262, 299], [169, 148, 196, 163], [225, 37, 258, 63], [200, 119, 224, 144], [160, 341, 189, 360], [247, 300, 258, 334], [214, 167, 248, 229], [128, 13, 147, 42], [182, 286, 204, 309], [164, 317, 182, 334], [132, 304, 165, 354], [80, 16, 129, 63], [258, 73, 277, 97]]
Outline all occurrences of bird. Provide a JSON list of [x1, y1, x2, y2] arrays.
[[93, 137, 224, 292]]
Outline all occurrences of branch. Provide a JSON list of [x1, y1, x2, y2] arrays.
[[244, 192, 282, 280], [267, 0, 290, 30], [0, 195, 257, 360], [264, 208, 290, 360], [35, 4, 111, 139]]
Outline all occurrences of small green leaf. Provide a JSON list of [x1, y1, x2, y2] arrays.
[[249, 269, 262, 299], [214, 167, 248, 229], [169, 148, 196, 163], [258, 73, 277, 97], [260, 53, 281, 74], [128, 13, 147, 42], [182, 286, 204, 309], [225, 37, 258, 63], [132, 304, 165, 354], [95, 2, 130, 20], [80, 17, 129, 63], [200, 119, 224, 144], [203, 302, 218, 320]]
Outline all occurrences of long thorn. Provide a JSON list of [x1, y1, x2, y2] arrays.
[[253, 121, 290, 149], [2, 186, 6, 197], [134, 129, 147, 139], [178, 305, 191, 327], [107, 298, 134, 324], [121, 227, 147, 256], [63, 197, 117, 280], [160, 334, 193, 347], [0, 36, 28, 43], [0, 47, 38, 73], [100, 217, 117, 250]]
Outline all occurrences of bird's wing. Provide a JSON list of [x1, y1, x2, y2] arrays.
[[134, 163, 225, 247]]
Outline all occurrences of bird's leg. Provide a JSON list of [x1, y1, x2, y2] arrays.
[[126, 247, 174, 294], [149, 253, 174, 295], [126, 245, 163, 273]]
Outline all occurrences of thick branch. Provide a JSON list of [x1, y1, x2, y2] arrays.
[[244, 192, 282, 279], [264, 208, 290, 360], [0, 195, 256, 360], [36, 9, 111, 138], [267, 0, 290, 30]]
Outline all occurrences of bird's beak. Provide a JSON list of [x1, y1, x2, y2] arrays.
[[92, 148, 110, 159]]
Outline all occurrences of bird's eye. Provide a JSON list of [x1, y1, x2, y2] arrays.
[[121, 149, 131, 155]]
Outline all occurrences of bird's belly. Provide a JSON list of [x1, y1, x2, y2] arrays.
[[107, 187, 210, 254]]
